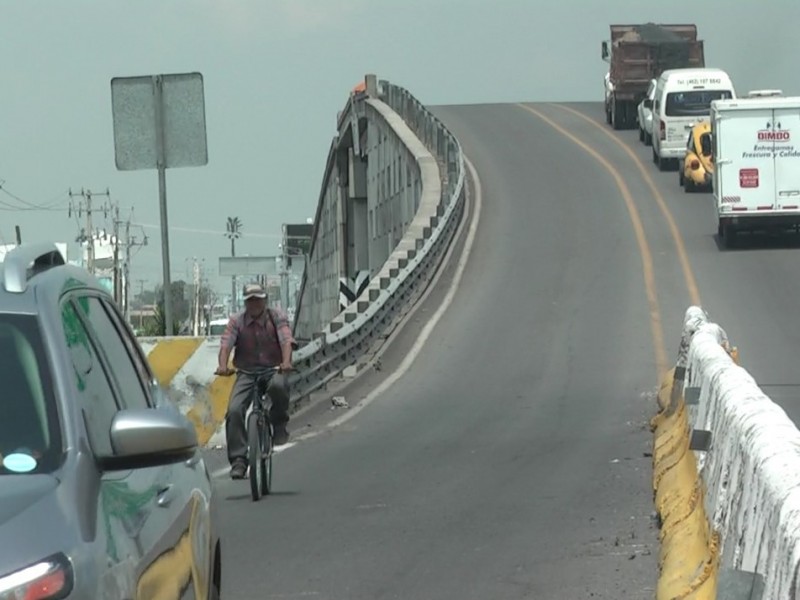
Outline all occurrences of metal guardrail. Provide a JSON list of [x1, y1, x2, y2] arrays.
[[287, 80, 466, 400]]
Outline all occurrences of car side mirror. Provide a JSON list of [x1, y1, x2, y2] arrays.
[[103, 408, 198, 470], [601, 41, 609, 61]]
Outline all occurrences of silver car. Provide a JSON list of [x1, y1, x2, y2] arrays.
[[0, 243, 221, 599], [637, 78, 656, 146]]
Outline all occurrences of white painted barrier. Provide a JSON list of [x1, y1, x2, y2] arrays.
[[679, 306, 800, 598]]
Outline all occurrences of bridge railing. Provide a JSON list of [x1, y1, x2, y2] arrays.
[[287, 78, 466, 400]]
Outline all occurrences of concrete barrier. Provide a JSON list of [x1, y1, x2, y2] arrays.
[[654, 306, 800, 599], [139, 336, 233, 447]]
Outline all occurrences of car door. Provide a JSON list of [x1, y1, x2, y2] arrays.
[[59, 293, 205, 599], [95, 294, 215, 600]]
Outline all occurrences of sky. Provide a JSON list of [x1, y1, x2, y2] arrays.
[[1, 0, 798, 296]]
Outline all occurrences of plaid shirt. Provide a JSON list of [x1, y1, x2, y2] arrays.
[[220, 308, 294, 368]]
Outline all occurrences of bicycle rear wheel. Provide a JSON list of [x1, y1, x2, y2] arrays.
[[247, 412, 263, 501]]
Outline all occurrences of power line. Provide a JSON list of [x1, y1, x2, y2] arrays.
[[0, 180, 69, 211]]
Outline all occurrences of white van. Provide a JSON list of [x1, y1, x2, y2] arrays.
[[652, 68, 736, 170], [711, 95, 800, 247], [208, 318, 228, 336]]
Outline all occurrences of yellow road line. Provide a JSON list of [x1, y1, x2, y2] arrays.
[[517, 103, 668, 377], [554, 103, 702, 307], [147, 338, 205, 388]]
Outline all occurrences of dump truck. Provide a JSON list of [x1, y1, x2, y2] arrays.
[[602, 23, 705, 130]]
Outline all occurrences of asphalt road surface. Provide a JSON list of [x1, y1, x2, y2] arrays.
[[210, 101, 800, 599]]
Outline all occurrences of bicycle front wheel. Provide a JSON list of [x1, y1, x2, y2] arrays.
[[247, 412, 263, 501], [260, 422, 273, 495]]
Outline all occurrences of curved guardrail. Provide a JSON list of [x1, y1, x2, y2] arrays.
[[287, 79, 466, 400]]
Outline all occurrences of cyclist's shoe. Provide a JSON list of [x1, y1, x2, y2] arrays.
[[230, 460, 247, 479], [273, 425, 290, 446]]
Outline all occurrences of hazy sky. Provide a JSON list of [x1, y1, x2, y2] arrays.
[[2, 0, 797, 294]]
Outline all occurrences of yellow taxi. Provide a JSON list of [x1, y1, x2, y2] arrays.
[[679, 121, 713, 193]]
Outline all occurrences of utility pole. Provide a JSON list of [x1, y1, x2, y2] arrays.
[[111, 201, 121, 306], [123, 218, 149, 324], [113, 207, 141, 322], [123, 218, 131, 320], [137, 279, 146, 330], [192, 257, 201, 336], [69, 188, 110, 275]]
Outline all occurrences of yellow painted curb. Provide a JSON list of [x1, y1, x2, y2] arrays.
[[148, 338, 205, 388], [186, 374, 235, 447], [653, 370, 719, 600]]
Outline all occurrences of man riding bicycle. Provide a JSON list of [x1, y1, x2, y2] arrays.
[[215, 282, 295, 479]]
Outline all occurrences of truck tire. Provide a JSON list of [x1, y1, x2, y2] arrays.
[[719, 221, 735, 248], [612, 100, 624, 130]]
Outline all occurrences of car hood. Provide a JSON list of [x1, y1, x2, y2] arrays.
[[0, 474, 59, 526]]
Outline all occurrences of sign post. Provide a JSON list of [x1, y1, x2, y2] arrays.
[[111, 72, 208, 335]]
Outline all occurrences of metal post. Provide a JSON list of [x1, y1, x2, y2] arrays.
[[231, 236, 236, 313], [112, 202, 121, 306], [192, 258, 201, 336], [225, 217, 241, 314], [86, 191, 95, 274], [137, 279, 146, 330], [154, 75, 174, 336], [281, 224, 289, 309], [123, 218, 131, 322]]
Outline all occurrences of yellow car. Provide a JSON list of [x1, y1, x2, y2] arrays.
[[679, 121, 713, 193]]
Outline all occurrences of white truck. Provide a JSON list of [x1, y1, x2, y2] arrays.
[[711, 96, 800, 247]]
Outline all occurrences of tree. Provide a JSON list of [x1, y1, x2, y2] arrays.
[[135, 289, 156, 307], [147, 280, 190, 336]]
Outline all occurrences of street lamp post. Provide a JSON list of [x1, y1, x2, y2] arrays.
[[225, 216, 241, 313]]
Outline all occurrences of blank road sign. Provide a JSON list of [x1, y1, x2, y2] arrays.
[[219, 256, 279, 277], [111, 72, 208, 171]]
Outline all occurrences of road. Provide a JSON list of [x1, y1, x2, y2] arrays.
[[209, 102, 800, 599]]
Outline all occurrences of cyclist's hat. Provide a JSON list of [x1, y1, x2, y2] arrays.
[[242, 282, 267, 300]]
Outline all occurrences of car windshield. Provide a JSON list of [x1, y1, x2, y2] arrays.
[[666, 90, 733, 117], [0, 313, 62, 475]]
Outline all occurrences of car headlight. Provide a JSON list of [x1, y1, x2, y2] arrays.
[[0, 554, 73, 600]]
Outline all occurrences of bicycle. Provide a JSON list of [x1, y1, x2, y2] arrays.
[[235, 366, 281, 501]]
